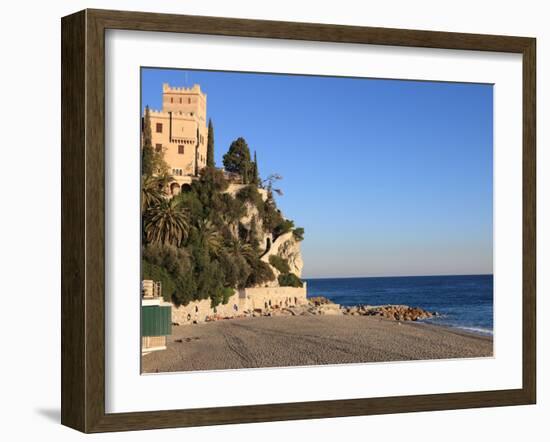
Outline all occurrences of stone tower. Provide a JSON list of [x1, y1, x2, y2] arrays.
[[147, 83, 209, 195]]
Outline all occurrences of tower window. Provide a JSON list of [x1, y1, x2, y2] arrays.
[[178, 145, 184, 154], [179, 98, 182, 103], [170, 97, 173, 103], [155, 144, 162, 153], [188, 98, 191, 104], [156, 123, 162, 133]]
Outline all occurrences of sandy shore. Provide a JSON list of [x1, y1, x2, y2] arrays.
[[142, 315, 492, 373]]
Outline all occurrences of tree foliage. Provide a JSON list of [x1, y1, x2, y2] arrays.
[[251, 151, 259, 185], [141, 131, 303, 306], [223, 137, 252, 183], [292, 227, 305, 242], [278, 272, 303, 288], [144, 198, 190, 246], [273, 219, 294, 240], [269, 255, 290, 274], [206, 119, 215, 168]]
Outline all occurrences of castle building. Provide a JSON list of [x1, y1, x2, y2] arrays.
[[147, 83, 209, 195]]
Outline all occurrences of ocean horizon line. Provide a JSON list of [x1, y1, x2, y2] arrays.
[[303, 273, 493, 281]]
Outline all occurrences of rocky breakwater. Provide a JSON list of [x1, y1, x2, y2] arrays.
[[242, 296, 342, 319], [343, 304, 438, 321], [179, 297, 437, 324], [300, 297, 438, 321]]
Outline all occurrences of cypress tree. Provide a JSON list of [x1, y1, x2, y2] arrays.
[[251, 151, 259, 185], [142, 106, 155, 177], [206, 119, 215, 168]]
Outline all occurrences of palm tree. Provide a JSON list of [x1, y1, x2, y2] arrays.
[[196, 219, 223, 258], [224, 238, 256, 264], [141, 175, 163, 213], [141, 171, 176, 213], [144, 198, 190, 246], [155, 171, 175, 192]]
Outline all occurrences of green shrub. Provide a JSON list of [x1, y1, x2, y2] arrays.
[[172, 272, 197, 307], [211, 193, 245, 223], [247, 259, 275, 287], [292, 227, 305, 242], [262, 193, 284, 233], [273, 219, 294, 239], [236, 184, 263, 207], [278, 273, 303, 288], [218, 251, 251, 290], [269, 255, 290, 274], [210, 286, 235, 308], [142, 243, 191, 277]]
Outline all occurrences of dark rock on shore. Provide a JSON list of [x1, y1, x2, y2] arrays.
[[308, 296, 333, 306], [343, 304, 436, 321]]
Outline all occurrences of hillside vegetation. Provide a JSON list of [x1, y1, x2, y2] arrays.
[[141, 109, 304, 307]]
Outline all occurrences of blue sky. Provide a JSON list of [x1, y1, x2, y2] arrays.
[[141, 68, 493, 279]]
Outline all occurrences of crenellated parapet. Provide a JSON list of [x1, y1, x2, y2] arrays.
[[162, 83, 206, 97]]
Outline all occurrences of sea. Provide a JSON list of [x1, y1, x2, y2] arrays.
[[304, 274, 493, 336]]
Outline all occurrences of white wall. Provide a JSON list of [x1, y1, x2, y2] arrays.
[[0, 0, 547, 440]]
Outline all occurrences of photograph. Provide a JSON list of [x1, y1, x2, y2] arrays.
[[140, 67, 494, 373]]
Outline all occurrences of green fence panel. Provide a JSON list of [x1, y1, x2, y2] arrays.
[[141, 305, 172, 337]]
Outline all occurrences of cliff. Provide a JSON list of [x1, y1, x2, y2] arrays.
[[225, 183, 304, 288], [261, 232, 304, 282]]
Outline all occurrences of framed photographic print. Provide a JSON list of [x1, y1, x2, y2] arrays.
[[61, 9, 536, 433]]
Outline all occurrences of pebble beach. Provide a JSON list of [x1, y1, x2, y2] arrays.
[[142, 314, 493, 373]]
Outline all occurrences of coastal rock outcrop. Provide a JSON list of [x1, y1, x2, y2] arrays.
[[261, 231, 304, 277]]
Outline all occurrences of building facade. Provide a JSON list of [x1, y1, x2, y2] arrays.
[[147, 83, 209, 195]]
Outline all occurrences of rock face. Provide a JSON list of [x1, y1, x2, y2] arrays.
[[224, 183, 304, 283], [275, 233, 304, 277], [261, 231, 304, 278]]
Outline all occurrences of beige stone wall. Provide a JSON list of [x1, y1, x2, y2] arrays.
[[161, 84, 207, 123], [241, 285, 308, 311], [171, 292, 246, 325], [171, 285, 308, 325]]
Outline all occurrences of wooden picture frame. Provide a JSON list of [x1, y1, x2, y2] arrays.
[[61, 8, 536, 433]]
